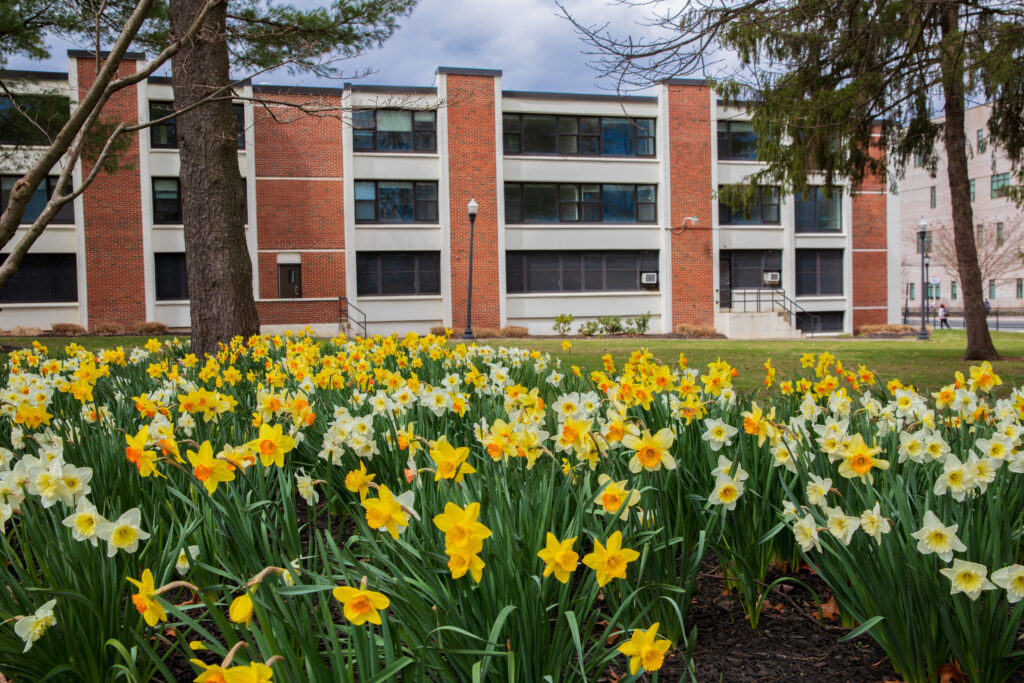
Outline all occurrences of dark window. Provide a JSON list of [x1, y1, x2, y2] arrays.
[[977, 129, 987, 154], [0, 94, 70, 146], [796, 311, 844, 333], [147, 101, 245, 149], [952, 281, 957, 300], [278, 264, 301, 298], [155, 253, 188, 300], [503, 114, 654, 157], [504, 183, 655, 223], [152, 178, 181, 223], [930, 186, 936, 209], [352, 109, 436, 152], [970, 179, 976, 202], [354, 180, 438, 223], [794, 186, 842, 232], [506, 250, 658, 293], [992, 173, 1011, 199], [795, 249, 843, 296], [977, 224, 984, 248], [356, 251, 441, 296], [1017, 278, 1022, 299], [989, 279, 996, 298], [997, 222, 1005, 247], [723, 250, 782, 289], [717, 120, 758, 160], [1, 175, 74, 224], [0, 253, 77, 303], [719, 186, 780, 225]]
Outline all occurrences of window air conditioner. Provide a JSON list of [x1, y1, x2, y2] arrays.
[[640, 272, 658, 285], [763, 271, 781, 285]]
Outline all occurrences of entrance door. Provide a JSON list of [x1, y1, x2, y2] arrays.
[[719, 256, 732, 309], [278, 264, 302, 298]]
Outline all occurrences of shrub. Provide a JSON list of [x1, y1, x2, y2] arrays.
[[597, 315, 624, 336], [854, 324, 915, 337], [50, 323, 87, 336], [132, 321, 169, 336], [675, 323, 718, 338], [92, 321, 126, 335], [630, 311, 652, 335], [472, 327, 501, 339], [499, 326, 528, 338], [552, 313, 574, 336], [429, 326, 449, 337], [9, 326, 43, 337], [577, 319, 601, 336]]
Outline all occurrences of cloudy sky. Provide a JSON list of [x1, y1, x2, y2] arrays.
[[6, 0, 672, 94]]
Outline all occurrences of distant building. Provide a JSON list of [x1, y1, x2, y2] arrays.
[[900, 104, 1024, 312], [0, 52, 900, 337]]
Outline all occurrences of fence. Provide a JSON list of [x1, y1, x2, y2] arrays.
[[902, 307, 1024, 331]]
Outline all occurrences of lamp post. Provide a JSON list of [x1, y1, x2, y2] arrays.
[[917, 219, 929, 340], [463, 198, 479, 340], [924, 253, 931, 326]]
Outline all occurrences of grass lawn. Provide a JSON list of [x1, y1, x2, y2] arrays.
[[1, 330, 1020, 393]]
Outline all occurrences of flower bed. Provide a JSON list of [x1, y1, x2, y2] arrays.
[[1, 334, 1022, 681]]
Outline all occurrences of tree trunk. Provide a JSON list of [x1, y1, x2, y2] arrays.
[[169, 0, 259, 356], [939, 2, 998, 360]]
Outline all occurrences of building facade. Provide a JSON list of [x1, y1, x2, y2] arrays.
[[900, 104, 1024, 312], [0, 53, 900, 337]]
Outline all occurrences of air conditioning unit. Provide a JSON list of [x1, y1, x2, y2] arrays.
[[640, 272, 658, 285], [763, 271, 781, 285]]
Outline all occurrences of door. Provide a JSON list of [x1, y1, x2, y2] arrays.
[[278, 264, 302, 298], [719, 256, 732, 310]]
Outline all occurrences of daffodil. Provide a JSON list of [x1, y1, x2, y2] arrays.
[[14, 599, 57, 652], [825, 507, 860, 546], [582, 531, 640, 587], [992, 564, 1024, 603], [708, 472, 744, 511], [229, 590, 255, 626], [837, 434, 889, 483], [939, 559, 996, 600], [793, 513, 821, 552], [186, 441, 236, 495], [362, 485, 410, 539], [125, 426, 160, 477], [595, 474, 640, 520], [701, 417, 738, 452], [344, 462, 375, 499], [433, 502, 492, 553], [96, 507, 150, 557], [61, 497, 105, 546], [617, 622, 671, 675], [428, 436, 476, 483], [859, 502, 891, 544], [127, 569, 167, 627], [622, 428, 676, 473], [911, 510, 967, 562], [249, 423, 296, 468], [332, 585, 390, 626], [537, 533, 579, 583]]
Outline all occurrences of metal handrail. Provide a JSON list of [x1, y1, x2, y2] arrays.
[[338, 296, 368, 337], [725, 287, 821, 336]]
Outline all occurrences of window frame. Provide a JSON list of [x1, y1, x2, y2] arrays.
[[504, 182, 656, 224], [718, 186, 781, 225], [0, 94, 70, 146], [352, 109, 437, 153], [952, 281, 957, 300], [146, 100, 245, 149], [354, 180, 439, 224], [717, 120, 759, 160], [152, 177, 182, 224], [989, 279, 997, 298], [795, 249, 844, 297], [977, 129, 987, 154], [505, 250, 659, 293], [1, 175, 74, 224], [502, 113, 655, 158], [154, 252, 189, 301], [929, 186, 936, 209], [794, 186, 843, 233], [970, 179, 976, 202], [0, 253, 77, 303], [992, 173, 1011, 199], [356, 251, 441, 297]]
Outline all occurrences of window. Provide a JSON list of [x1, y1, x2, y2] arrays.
[[992, 173, 1011, 199], [997, 222, 1005, 247], [506, 250, 659, 293], [502, 114, 655, 157], [976, 224, 983, 248], [930, 186, 936, 209], [278, 264, 301, 299], [909, 283, 915, 300], [147, 101, 245, 149], [155, 253, 188, 300], [504, 183, 655, 223], [0, 253, 77, 303], [989, 279, 996, 298], [352, 109, 436, 153], [152, 178, 181, 223], [795, 249, 843, 296], [1, 175, 74, 224], [354, 181, 438, 223], [721, 250, 782, 288], [928, 282, 940, 299], [977, 129, 987, 154], [717, 120, 758, 160], [913, 152, 924, 168], [0, 94, 70, 146], [356, 252, 440, 296], [796, 311, 843, 333], [719, 186, 780, 225], [951, 281, 957, 300], [970, 179, 976, 202], [1017, 278, 1023, 299], [794, 186, 842, 232]]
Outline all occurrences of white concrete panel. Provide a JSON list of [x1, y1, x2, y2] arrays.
[[355, 226, 443, 251], [793, 296, 848, 312], [349, 93, 437, 110], [151, 227, 186, 252], [794, 234, 848, 249], [148, 150, 248, 177], [356, 296, 444, 334], [719, 227, 785, 251], [504, 226, 660, 251], [506, 292, 662, 335], [153, 301, 191, 327], [503, 157, 659, 184], [7, 226, 77, 252], [716, 162, 765, 185], [502, 98, 657, 117], [0, 304, 80, 330], [147, 83, 174, 100], [351, 155, 439, 180]]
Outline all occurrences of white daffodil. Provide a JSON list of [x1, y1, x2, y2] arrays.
[[793, 513, 821, 553], [939, 559, 996, 601], [708, 472, 744, 511], [805, 474, 832, 508], [701, 418, 738, 452], [95, 507, 150, 557], [14, 599, 57, 652], [859, 502, 891, 545], [826, 506, 861, 546], [911, 510, 967, 562], [61, 497, 105, 546], [991, 564, 1024, 603]]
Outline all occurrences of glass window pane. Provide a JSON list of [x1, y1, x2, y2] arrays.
[[377, 181, 415, 222], [601, 184, 636, 222], [353, 110, 374, 129], [353, 130, 374, 150], [522, 184, 558, 222], [601, 118, 635, 156], [817, 188, 841, 231], [376, 110, 412, 151], [728, 121, 758, 159], [636, 119, 655, 136], [414, 111, 435, 128], [415, 183, 437, 200], [637, 203, 655, 222], [522, 115, 557, 154], [637, 185, 655, 203], [558, 118, 578, 133], [526, 253, 560, 291], [506, 253, 524, 293], [355, 201, 375, 222], [354, 182, 376, 200], [794, 191, 815, 232], [149, 101, 177, 147], [559, 136, 578, 154], [414, 131, 436, 151], [562, 254, 582, 291], [560, 203, 579, 221], [580, 136, 600, 155]]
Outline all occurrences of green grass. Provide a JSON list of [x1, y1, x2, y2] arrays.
[[2, 330, 1020, 394]]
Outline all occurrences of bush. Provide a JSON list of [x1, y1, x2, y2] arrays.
[[429, 326, 449, 337], [552, 313, 574, 336], [499, 326, 528, 338], [50, 323, 87, 336], [9, 326, 43, 337], [577, 319, 601, 336], [675, 323, 718, 338], [132, 321, 169, 336], [628, 311, 652, 335], [597, 315, 624, 336], [92, 321, 126, 335], [472, 327, 501, 339], [854, 324, 915, 337]]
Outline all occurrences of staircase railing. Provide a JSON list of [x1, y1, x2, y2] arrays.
[[724, 288, 821, 337], [338, 296, 367, 337]]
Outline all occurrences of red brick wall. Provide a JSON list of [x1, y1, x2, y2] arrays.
[[254, 180, 344, 250], [257, 251, 344, 300], [444, 74, 500, 330], [666, 82, 715, 329], [851, 132, 889, 328], [253, 93, 343, 178], [256, 299, 338, 324], [77, 57, 146, 328]]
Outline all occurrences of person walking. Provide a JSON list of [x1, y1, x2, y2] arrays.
[[938, 302, 950, 329], [985, 299, 991, 315]]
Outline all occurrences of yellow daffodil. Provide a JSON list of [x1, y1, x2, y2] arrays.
[[582, 531, 640, 587], [345, 461, 375, 499], [229, 590, 254, 626], [127, 569, 167, 627], [621, 428, 676, 473], [837, 434, 889, 483], [186, 441, 236, 495], [362, 485, 410, 539], [428, 436, 476, 483], [537, 533, 578, 583], [332, 584, 390, 626], [618, 622, 671, 675], [249, 423, 296, 468]]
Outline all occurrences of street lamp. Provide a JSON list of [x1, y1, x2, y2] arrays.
[[924, 253, 931, 325], [917, 219, 929, 340], [463, 198, 479, 340]]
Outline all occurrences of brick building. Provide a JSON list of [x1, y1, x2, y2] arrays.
[[0, 53, 900, 337]]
